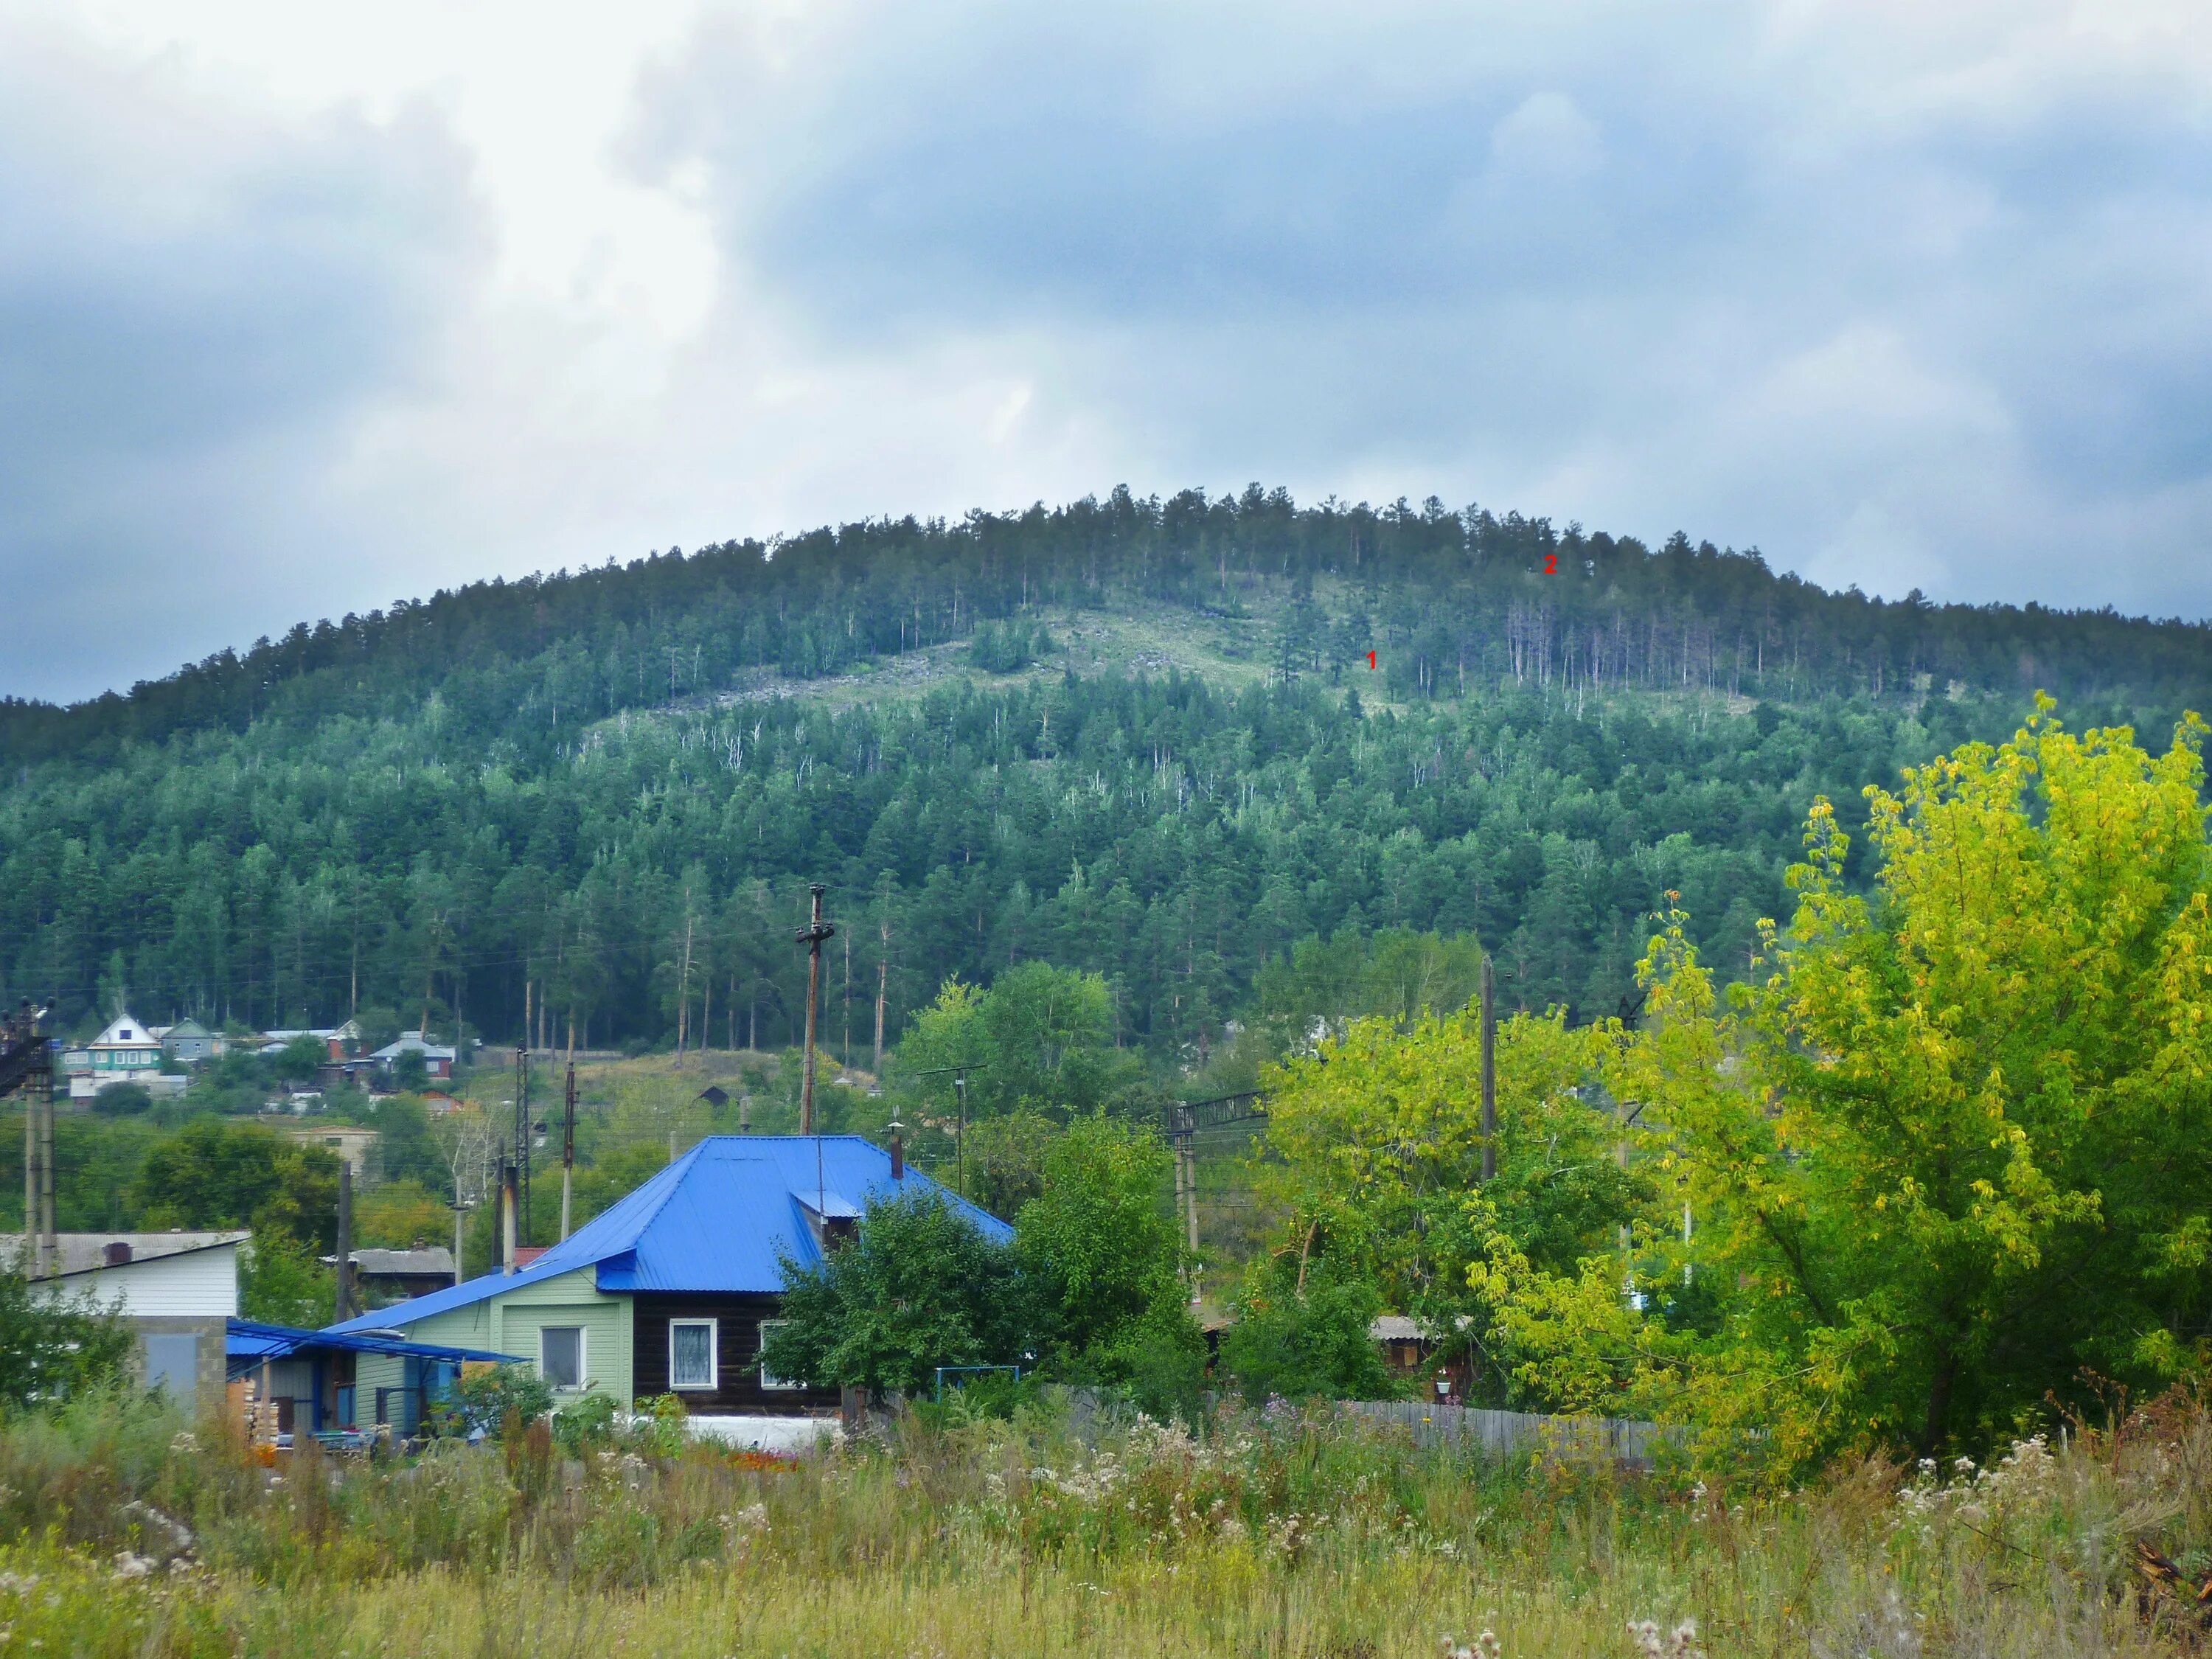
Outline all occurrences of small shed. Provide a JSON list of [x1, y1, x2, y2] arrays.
[[225, 1319, 515, 1444]]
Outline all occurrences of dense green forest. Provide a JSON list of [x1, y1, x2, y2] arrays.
[[4, 486, 2209, 1058]]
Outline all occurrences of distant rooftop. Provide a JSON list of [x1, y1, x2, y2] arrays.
[[3, 1231, 249, 1278]]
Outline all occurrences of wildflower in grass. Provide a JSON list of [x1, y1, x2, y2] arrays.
[[1627, 1617, 1704, 1659]]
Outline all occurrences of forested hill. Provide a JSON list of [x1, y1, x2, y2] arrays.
[[7, 487, 2212, 765], [3, 486, 2209, 1058]]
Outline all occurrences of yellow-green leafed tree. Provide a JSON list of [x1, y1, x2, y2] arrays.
[[1257, 1003, 1652, 1405], [1619, 702, 2212, 1462]]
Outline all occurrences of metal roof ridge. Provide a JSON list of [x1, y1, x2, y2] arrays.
[[321, 1251, 580, 1334]]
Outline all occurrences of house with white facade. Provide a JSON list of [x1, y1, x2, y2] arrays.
[[6, 1231, 247, 1403], [68, 1010, 187, 1099]]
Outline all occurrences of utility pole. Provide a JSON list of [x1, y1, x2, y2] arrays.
[[34, 1030, 55, 1279], [954, 1068, 968, 1198], [450, 1197, 468, 1287], [21, 1086, 32, 1276], [1480, 954, 1497, 1183], [874, 912, 889, 1074], [334, 1160, 354, 1323], [906, 1061, 987, 1198], [560, 1061, 577, 1241], [795, 885, 835, 1133], [512, 1048, 531, 1253]]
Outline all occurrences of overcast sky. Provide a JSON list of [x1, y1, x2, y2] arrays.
[[4, 1, 2209, 704]]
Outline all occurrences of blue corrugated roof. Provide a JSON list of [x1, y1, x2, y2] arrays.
[[326, 1136, 1009, 1333], [228, 1318, 515, 1366]]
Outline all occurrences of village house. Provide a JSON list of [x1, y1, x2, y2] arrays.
[[326, 1135, 1006, 1425], [324, 1246, 457, 1306], [154, 1018, 226, 1064], [367, 1030, 458, 1082], [289, 1122, 380, 1176], [6, 1230, 248, 1405], [66, 1009, 187, 1100], [260, 1020, 364, 1061]]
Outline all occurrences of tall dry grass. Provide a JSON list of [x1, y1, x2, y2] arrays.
[[0, 1385, 2203, 1657]]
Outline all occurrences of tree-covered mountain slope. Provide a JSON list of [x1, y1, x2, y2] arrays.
[[3, 487, 2207, 1054]]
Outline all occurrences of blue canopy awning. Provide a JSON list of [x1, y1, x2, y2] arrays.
[[225, 1318, 515, 1376]]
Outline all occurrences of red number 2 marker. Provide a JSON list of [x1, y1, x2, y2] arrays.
[[1367, 650, 1377, 669], [1544, 553, 1558, 574]]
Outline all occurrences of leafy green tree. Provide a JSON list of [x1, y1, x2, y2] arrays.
[[133, 1119, 341, 1248], [763, 1188, 1045, 1397], [1015, 1116, 1200, 1384], [1219, 1254, 1399, 1405], [353, 1179, 449, 1256], [963, 1110, 1059, 1218], [240, 1231, 337, 1326], [369, 1093, 443, 1187], [0, 1261, 133, 1406], [268, 1034, 327, 1087], [1508, 707, 2212, 1467], [389, 1048, 429, 1093], [894, 964, 1138, 1123], [1258, 1001, 1641, 1402]]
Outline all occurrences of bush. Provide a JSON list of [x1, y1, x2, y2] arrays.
[[447, 1364, 554, 1438], [550, 1391, 619, 1456], [91, 1081, 153, 1116], [1219, 1255, 1399, 1405], [0, 1265, 133, 1407]]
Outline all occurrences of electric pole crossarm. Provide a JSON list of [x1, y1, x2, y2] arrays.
[[795, 884, 835, 1134]]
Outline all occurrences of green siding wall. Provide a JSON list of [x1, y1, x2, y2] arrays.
[[358, 1268, 633, 1407]]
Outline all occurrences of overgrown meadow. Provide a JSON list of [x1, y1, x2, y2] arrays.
[[1, 1385, 2206, 1658]]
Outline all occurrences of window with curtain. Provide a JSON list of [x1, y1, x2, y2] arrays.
[[669, 1319, 717, 1391]]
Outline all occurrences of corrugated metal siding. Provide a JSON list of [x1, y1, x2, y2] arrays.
[[379, 1269, 631, 1405], [72, 1245, 239, 1318]]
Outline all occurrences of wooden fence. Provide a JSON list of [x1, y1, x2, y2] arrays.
[[1343, 1400, 1672, 1465]]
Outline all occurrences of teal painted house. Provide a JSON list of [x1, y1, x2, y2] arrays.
[[326, 1135, 1008, 1418]]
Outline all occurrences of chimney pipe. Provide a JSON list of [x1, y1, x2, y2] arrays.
[[889, 1118, 904, 1181], [500, 1161, 518, 1274]]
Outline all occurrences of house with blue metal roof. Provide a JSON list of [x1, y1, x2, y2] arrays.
[[327, 1135, 1009, 1414]]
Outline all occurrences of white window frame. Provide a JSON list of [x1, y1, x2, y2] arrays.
[[758, 1318, 800, 1391], [538, 1325, 586, 1392], [668, 1318, 718, 1392]]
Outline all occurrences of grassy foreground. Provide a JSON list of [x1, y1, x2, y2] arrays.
[[0, 1391, 2205, 1658]]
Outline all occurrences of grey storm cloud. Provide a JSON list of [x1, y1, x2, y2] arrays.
[[633, 1, 2212, 608], [3, 2, 2211, 703], [0, 32, 480, 703]]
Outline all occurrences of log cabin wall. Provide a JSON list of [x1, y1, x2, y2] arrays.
[[630, 1293, 840, 1414]]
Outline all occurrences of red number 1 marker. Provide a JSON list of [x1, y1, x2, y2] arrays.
[[1367, 650, 1377, 669]]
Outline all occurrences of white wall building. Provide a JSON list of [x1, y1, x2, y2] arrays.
[[68, 1009, 187, 1099], [5, 1231, 246, 1401]]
